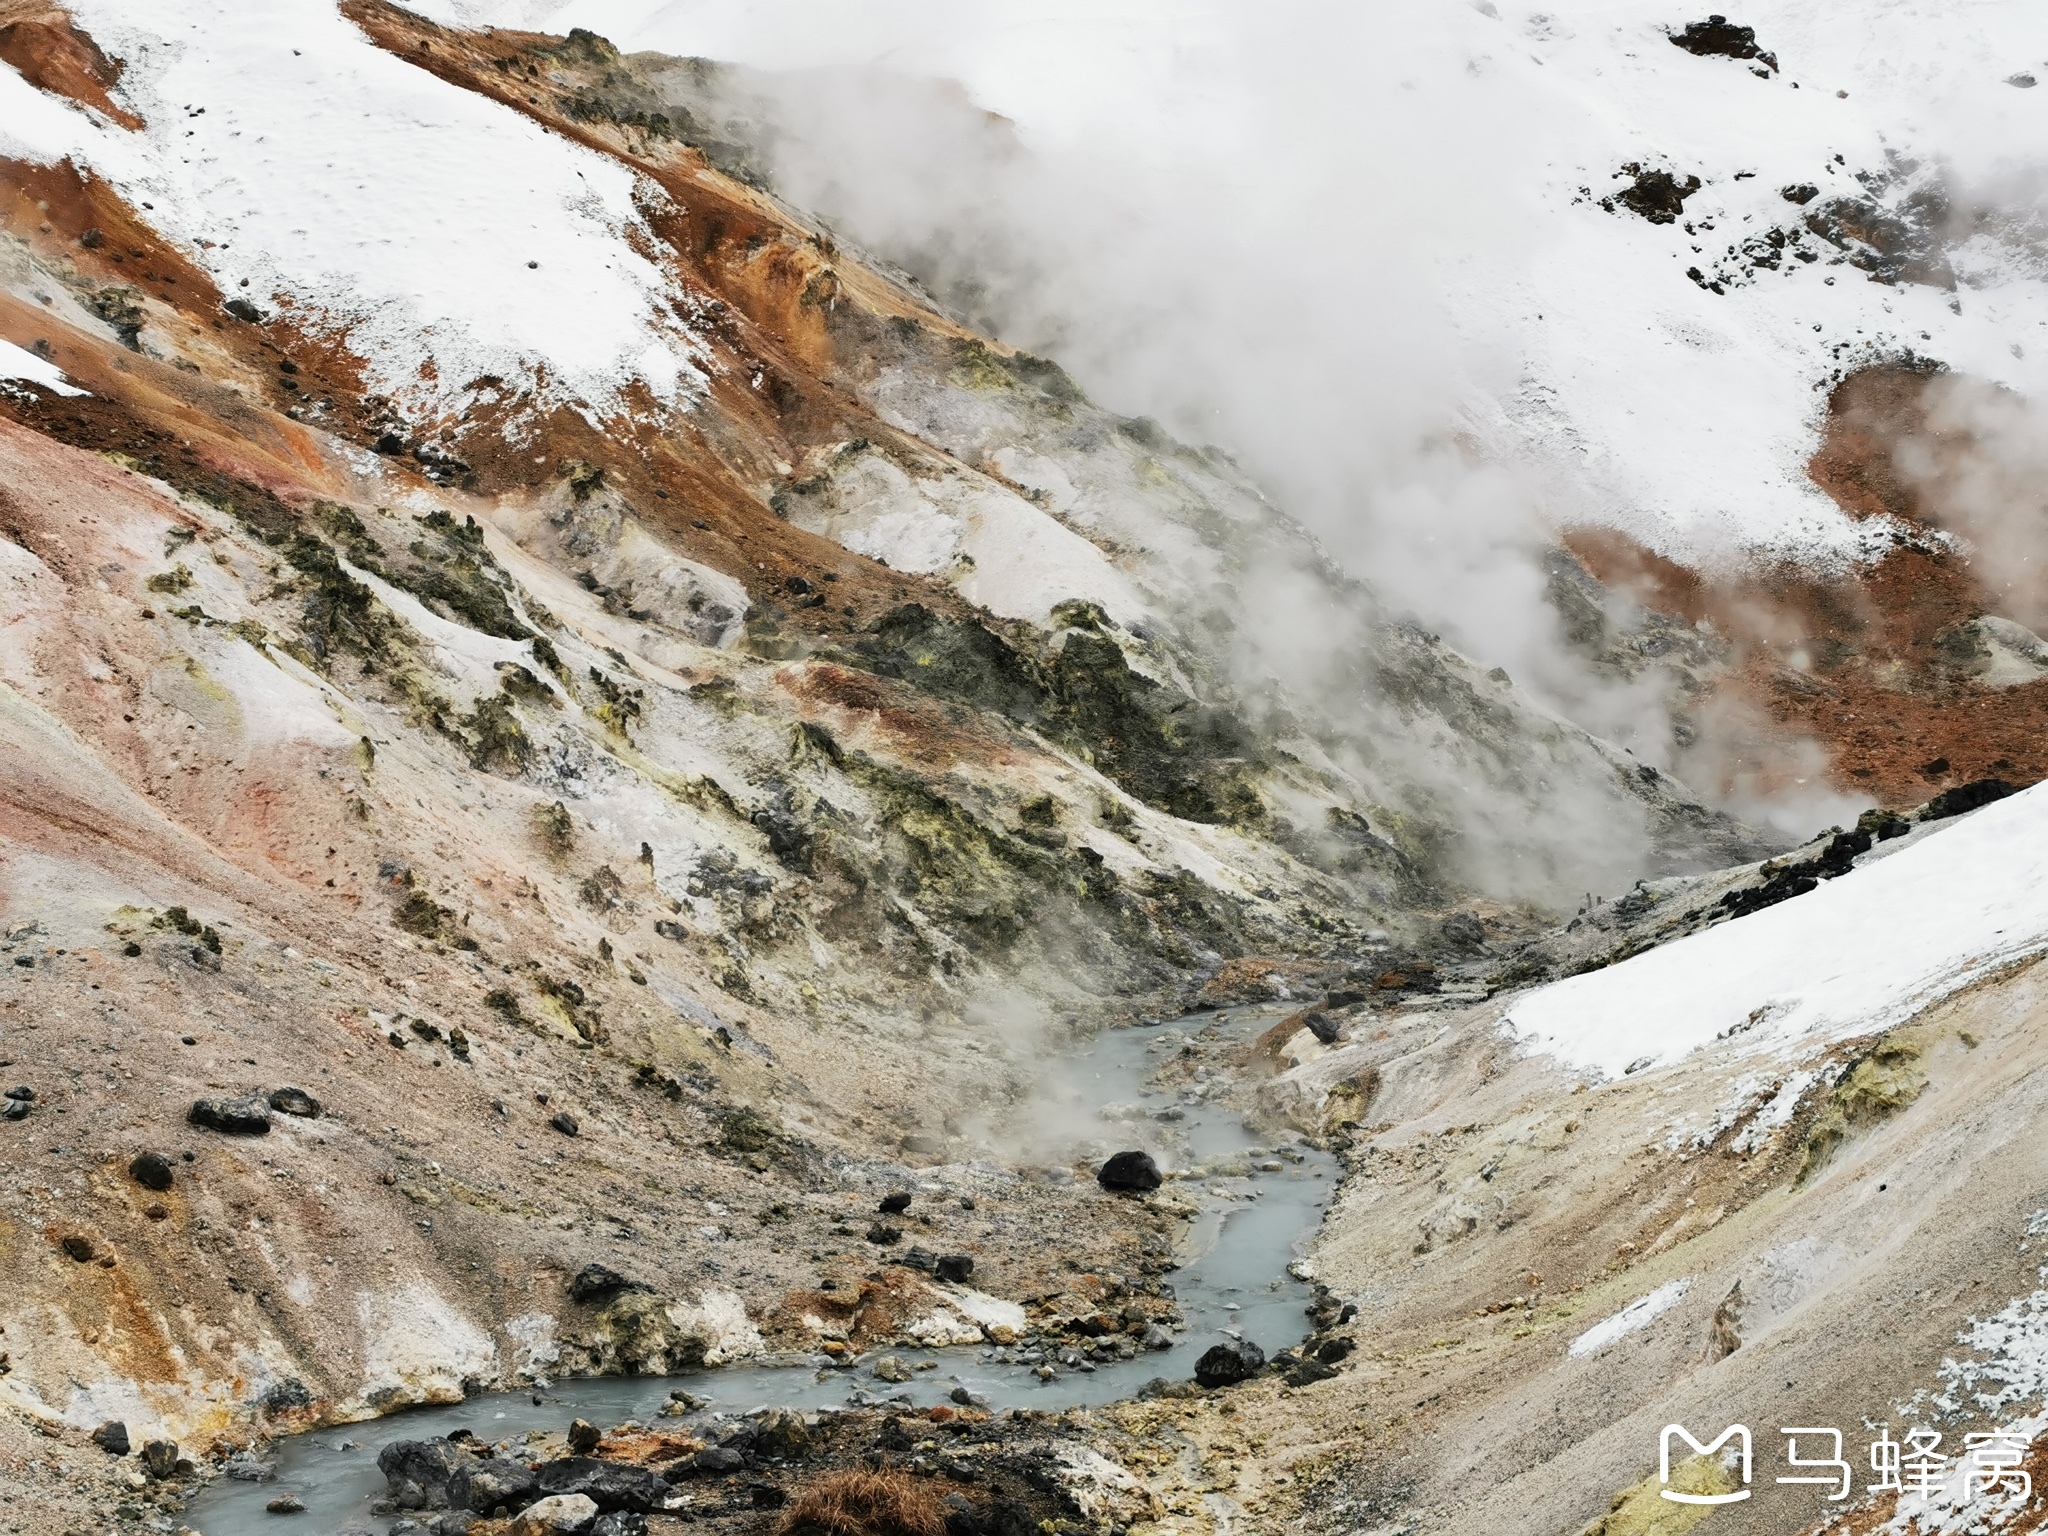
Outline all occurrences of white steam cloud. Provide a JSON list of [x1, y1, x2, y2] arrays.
[[419, 0, 2048, 882]]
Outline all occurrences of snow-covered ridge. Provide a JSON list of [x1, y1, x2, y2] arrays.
[[1502, 783, 2048, 1078], [0, 0, 706, 423]]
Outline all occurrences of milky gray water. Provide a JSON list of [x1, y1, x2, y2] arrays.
[[187, 1007, 1336, 1534]]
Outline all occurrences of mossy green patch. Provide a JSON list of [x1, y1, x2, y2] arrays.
[[829, 602, 1267, 827], [1580, 1455, 1739, 1536], [460, 689, 531, 776]]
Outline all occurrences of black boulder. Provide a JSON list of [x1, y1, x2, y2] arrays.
[[188, 1096, 272, 1135], [1193, 1339, 1266, 1388], [1097, 1150, 1162, 1192]]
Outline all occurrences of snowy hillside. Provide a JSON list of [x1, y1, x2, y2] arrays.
[[1503, 782, 2048, 1077], [0, 0, 707, 418]]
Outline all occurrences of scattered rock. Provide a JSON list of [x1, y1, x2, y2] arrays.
[[877, 1190, 912, 1214], [1315, 1337, 1355, 1363], [865, 1222, 902, 1245], [1612, 165, 1702, 224], [753, 1406, 810, 1457], [1781, 183, 1819, 205], [449, 1457, 539, 1513], [129, 1151, 175, 1191], [91, 1420, 130, 1455], [549, 1111, 581, 1137], [1097, 1150, 1162, 1192], [265, 1492, 306, 1514], [142, 1439, 179, 1479], [60, 1233, 97, 1262], [1285, 1359, 1338, 1386], [871, 1354, 913, 1383], [267, 1086, 321, 1118], [533, 1456, 667, 1512], [935, 1253, 974, 1283], [566, 1419, 602, 1455], [1301, 1012, 1342, 1045], [590, 1514, 648, 1536], [899, 1246, 938, 1273], [683, 1446, 744, 1477], [376, 1439, 465, 1506], [188, 1095, 273, 1135], [510, 1493, 600, 1535], [225, 1453, 278, 1482], [1925, 778, 2018, 821], [1193, 1339, 1266, 1388], [4, 1085, 33, 1101], [1668, 14, 1777, 71], [0, 1097, 25, 1121], [1141, 1324, 1175, 1351]]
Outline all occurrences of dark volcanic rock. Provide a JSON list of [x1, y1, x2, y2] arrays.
[[60, 1234, 96, 1262], [129, 1151, 176, 1191], [449, 1457, 540, 1513], [877, 1190, 912, 1214], [3, 1085, 32, 1100], [1193, 1339, 1266, 1388], [567, 1264, 641, 1304], [690, 1446, 745, 1476], [1613, 166, 1702, 224], [566, 1419, 602, 1455], [0, 1097, 25, 1121], [92, 1420, 130, 1455], [1669, 14, 1778, 71], [936, 1253, 975, 1283], [1925, 778, 2017, 821], [592, 1514, 649, 1536], [865, 1222, 902, 1245], [533, 1456, 667, 1512], [189, 1095, 273, 1135], [142, 1439, 180, 1479], [1302, 1011, 1342, 1045], [1803, 188, 1957, 288], [267, 1086, 321, 1118], [549, 1110, 581, 1137], [377, 1439, 468, 1507], [1097, 1149, 1162, 1192], [1285, 1358, 1339, 1386]]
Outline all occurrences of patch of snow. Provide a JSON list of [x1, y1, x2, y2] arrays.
[[1503, 785, 2048, 1079], [1568, 1277, 1692, 1358], [781, 450, 1150, 625], [14, 0, 704, 424], [0, 339, 86, 397]]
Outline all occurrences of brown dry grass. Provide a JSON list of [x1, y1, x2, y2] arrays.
[[776, 1469, 948, 1536]]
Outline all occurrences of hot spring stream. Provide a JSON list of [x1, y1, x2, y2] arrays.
[[187, 1006, 1338, 1533]]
